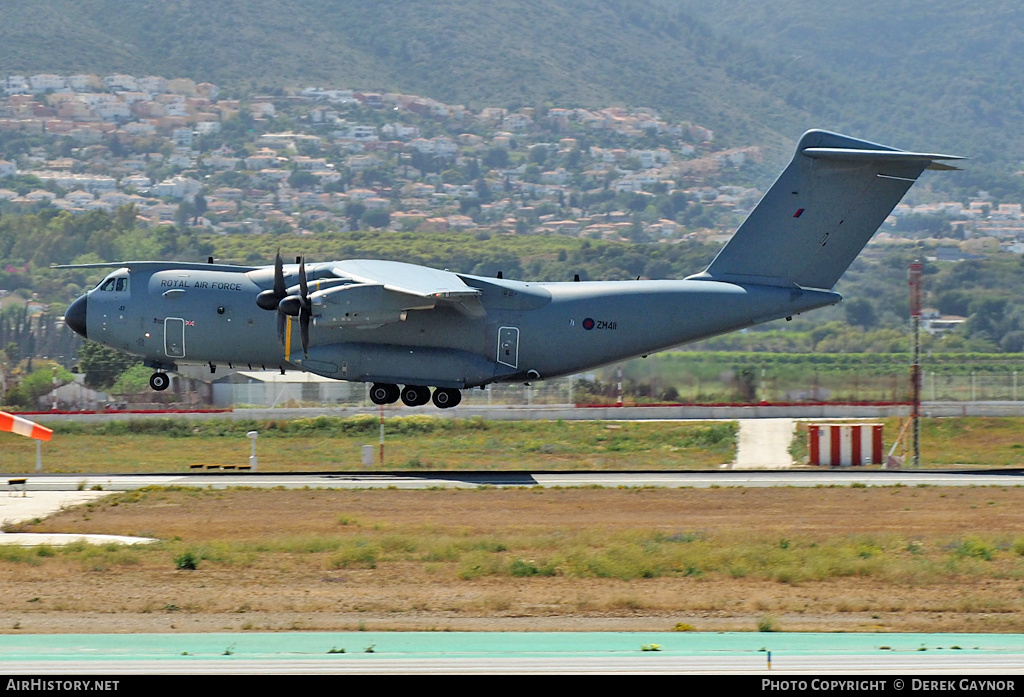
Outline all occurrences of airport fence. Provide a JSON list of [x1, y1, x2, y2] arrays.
[[170, 368, 1024, 408]]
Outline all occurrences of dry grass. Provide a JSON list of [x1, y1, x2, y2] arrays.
[[5, 485, 1024, 634], [1, 418, 736, 473]]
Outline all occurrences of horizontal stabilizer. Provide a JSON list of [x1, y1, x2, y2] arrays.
[[802, 147, 963, 170], [694, 130, 961, 291]]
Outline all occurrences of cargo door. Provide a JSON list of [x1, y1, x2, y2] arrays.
[[497, 326, 519, 369], [165, 317, 186, 358]]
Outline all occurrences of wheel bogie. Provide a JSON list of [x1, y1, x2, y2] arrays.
[[400, 385, 431, 407], [372, 383, 462, 408], [370, 383, 400, 405], [431, 387, 462, 409]]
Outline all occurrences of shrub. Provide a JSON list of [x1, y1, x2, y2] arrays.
[[174, 551, 199, 570]]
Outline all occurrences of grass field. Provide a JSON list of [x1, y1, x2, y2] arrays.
[[4, 414, 1024, 473], [6, 486, 1024, 634], [1, 417, 737, 473]]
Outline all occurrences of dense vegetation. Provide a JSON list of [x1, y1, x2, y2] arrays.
[[670, 0, 1024, 174]]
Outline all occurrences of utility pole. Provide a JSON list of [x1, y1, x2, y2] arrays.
[[909, 261, 922, 467]]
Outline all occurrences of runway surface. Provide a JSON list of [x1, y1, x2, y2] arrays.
[[6, 468, 1024, 493]]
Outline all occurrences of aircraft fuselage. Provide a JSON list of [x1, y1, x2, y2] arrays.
[[66, 261, 839, 392]]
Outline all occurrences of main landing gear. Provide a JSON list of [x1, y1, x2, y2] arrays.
[[370, 383, 462, 409]]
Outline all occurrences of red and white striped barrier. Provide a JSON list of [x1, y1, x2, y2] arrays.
[[0, 411, 53, 441], [808, 423, 882, 466]]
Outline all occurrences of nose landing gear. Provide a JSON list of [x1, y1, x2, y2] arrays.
[[149, 372, 170, 391]]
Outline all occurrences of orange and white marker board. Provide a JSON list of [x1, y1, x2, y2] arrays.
[[0, 411, 53, 441]]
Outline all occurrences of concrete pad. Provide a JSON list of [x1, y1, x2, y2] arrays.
[[734, 418, 795, 469], [0, 532, 156, 546], [0, 490, 156, 546]]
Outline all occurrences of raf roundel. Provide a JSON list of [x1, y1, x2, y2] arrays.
[[582, 317, 595, 330]]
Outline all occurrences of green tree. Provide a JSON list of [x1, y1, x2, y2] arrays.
[[482, 148, 509, 169], [76, 341, 141, 390], [844, 298, 877, 329], [522, 164, 541, 183], [193, 193, 208, 225], [16, 363, 74, 405], [361, 209, 391, 229], [287, 169, 318, 190], [345, 202, 366, 230]]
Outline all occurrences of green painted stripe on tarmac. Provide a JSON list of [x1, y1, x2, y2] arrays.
[[1, 632, 1023, 662]]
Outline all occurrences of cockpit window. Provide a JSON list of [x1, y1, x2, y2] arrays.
[[97, 276, 128, 292]]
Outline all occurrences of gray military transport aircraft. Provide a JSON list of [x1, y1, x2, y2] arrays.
[[60, 130, 960, 408]]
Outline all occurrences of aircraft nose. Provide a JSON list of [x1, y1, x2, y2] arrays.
[[64, 294, 88, 339]]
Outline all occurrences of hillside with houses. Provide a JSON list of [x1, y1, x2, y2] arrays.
[[1, 72, 1020, 253], [0, 73, 1020, 296], [0, 73, 760, 242]]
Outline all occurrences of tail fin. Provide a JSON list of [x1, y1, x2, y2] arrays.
[[692, 130, 962, 290]]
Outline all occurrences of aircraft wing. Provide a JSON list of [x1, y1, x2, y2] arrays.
[[332, 260, 480, 298], [325, 259, 485, 320]]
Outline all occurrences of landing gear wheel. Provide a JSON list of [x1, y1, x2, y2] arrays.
[[431, 388, 462, 409], [401, 385, 431, 407], [370, 383, 399, 405], [149, 372, 170, 391]]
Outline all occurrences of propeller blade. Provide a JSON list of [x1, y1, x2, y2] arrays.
[[274, 250, 286, 299], [300, 309, 310, 356], [299, 257, 309, 306], [298, 256, 311, 356], [257, 250, 290, 311]]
